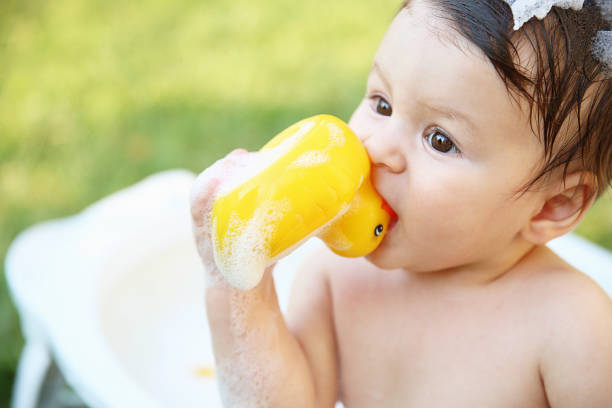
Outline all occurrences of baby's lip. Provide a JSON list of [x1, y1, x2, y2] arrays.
[[381, 199, 398, 230]]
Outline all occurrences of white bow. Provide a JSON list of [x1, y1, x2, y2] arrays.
[[503, 0, 611, 78], [503, 0, 585, 30], [593, 30, 612, 77]]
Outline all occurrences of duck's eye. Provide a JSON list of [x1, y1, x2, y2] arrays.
[[376, 97, 392, 116], [374, 224, 384, 237]]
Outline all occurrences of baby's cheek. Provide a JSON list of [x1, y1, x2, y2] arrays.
[[412, 185, 481, 242]]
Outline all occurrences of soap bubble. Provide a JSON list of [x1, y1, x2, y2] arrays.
[[592, 30, 612, 78], [596, 0, 612, 22], [289, 150, 330, 169]]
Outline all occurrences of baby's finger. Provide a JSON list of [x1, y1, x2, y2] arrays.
[[228, 148, 249, 157], [225, 148, 253, 170], [190, 149, 251, 225], [190, 173, 221, 226]]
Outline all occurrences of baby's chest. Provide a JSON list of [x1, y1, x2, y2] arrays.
[[331, 285, 549, 407]]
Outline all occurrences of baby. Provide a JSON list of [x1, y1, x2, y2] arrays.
[[191, 0, 612, 406]]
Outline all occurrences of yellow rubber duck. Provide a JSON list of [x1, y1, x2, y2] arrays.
[[211, 114, 397, 290]]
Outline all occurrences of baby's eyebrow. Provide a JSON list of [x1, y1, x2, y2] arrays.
[[370, 62, 392, 94], [422, 102, 477, 133], [370, 61, 477, 134]]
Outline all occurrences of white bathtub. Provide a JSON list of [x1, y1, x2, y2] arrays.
[[6, 170, 612, 407]]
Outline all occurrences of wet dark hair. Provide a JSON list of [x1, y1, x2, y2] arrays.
[[400, 0, 612, 197]]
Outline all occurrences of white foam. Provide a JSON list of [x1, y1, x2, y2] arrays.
[[215, 121, 315, 199], [213, 290, 284, 408], [216, 296, 265, 408], [190, 159, 234, 288], [213, 199, 291, 290], [289, 150, 330, 169], [503, 0, 585, 30], [593, 30, 612, 78], [326, 122, 346, 147], [597, 0, 612, 21], [206, 118, 354, 289], [209, 120, 319, 290], [216, 353, 272, 408]]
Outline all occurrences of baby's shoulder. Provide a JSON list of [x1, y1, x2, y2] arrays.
[[518, 246, 612, 362], [520, 247, 612, 404], [514, 246, 612, 331], [519, 246, 612, 321]]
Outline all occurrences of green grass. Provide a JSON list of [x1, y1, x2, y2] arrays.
[[1, 0, 611, 405], [576, 190, 612, 249], [0, 0, 399, 403]]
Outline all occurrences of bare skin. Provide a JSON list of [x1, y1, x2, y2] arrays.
[[191, 1, 612, 406], [290, 244, 612, 407]]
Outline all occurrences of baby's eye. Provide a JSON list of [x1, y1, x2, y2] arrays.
[[426, 129, 460, 154], [372, 96, 392, 116]]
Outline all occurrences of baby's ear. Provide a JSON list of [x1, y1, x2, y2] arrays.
[[521, 171, 597, 245]]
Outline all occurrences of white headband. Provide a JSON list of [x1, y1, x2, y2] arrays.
[[503, 0, 611, 77], [504, 0, 584, 30]]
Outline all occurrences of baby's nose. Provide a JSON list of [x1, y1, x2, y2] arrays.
[[361, 133, 406, 173]]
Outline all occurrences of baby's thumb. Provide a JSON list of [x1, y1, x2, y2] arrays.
[[228, 148, 249, 157]]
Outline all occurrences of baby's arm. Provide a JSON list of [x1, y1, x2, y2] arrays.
[[540, 275, 612, 407], [190, 151, 338, 408], [284, 248, 340, 405]]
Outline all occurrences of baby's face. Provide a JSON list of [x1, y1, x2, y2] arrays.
[[349, 2, 546, 275]]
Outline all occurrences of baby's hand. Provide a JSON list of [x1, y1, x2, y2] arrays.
[[190, 148, 249, 286], [192, 149, 320, 408]]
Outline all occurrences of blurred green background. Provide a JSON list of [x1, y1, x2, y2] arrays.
[[1, 0, 611, 405]]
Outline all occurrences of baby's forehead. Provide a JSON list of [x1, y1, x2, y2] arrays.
[[372, 6, 545, 153], [391, 3, 543, 91], [378, 7, 526, 113]]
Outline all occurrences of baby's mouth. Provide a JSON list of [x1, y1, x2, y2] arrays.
[[381, 199, 398, 230]]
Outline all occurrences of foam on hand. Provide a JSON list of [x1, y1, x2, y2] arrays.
[[208, 115, 396, 290]]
